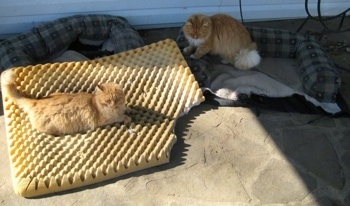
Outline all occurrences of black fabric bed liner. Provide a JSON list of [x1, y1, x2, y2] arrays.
[[205, 91, 350, 116]]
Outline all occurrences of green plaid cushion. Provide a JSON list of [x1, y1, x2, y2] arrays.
[[296, 38, 340, 102], [247, 27, 339, 103], [0, 14, 144, 70], [246, 27, 303, 59]]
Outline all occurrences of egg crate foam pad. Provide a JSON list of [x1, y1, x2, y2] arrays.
[[1, 39, 205, 197]]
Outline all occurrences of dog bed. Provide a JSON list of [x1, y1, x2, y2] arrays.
[[176, 27, 342, 114], [1, 39, 204, 197], [0, 14, 145, 71]]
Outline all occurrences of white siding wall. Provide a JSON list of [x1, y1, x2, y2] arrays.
[[0, 0, 349, 38]]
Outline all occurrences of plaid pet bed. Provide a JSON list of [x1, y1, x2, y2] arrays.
[[0, 14, 144, 71], [247, 27, 340, 103], [177, 27, 340, 103]]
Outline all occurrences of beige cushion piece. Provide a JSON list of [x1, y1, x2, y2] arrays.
[[1, 39, 204, 197]]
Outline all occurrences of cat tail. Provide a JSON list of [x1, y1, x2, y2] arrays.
[[1, 69, 27, 103], [234, 43, 261, 70]]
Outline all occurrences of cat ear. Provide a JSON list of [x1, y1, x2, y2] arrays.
[[118, 82, 125, 88], [96, 85, 104, 93]]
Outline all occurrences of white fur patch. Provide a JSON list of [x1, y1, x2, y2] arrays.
[[234, 49, 261, 70], [185, 36, 205, 46]]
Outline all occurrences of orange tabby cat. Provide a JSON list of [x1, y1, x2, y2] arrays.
[[1, 69, 131, 136], [183, 13, 261, 70]]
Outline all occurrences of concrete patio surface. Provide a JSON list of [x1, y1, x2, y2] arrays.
[[1, 18, 350, 205]]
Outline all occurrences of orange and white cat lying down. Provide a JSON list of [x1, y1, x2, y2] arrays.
[[183, 13, 261, 70], [1, 69, 131, 136]]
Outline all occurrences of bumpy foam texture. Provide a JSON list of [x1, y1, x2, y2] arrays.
[[1, 39, 205, 197]]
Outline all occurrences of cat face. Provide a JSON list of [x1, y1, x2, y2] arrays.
[[96, 83, 126, 108], [183, 14, 211, 40]]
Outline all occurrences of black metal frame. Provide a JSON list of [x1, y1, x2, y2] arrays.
[[297, 0, 350, 40]]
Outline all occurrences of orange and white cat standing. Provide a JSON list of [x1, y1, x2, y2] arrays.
[[183, 13, 261, 70], [1, 69, 131, 136]]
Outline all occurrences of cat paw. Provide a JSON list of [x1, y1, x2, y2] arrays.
[[190, 54, 198, 59], [221, 59, 230, 64], [123, 115, 132, 124], [125, 107, 131, 114], [183, 47, 192, 54]]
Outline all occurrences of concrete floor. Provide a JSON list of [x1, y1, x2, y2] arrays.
[[1, 18, 350, 205]]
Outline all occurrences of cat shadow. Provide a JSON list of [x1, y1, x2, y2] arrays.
[[29, 103, 215, 199]]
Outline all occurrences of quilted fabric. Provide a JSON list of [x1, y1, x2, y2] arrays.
[[0, 14, 145, 71], [296, 39, 340, 102], [247, 27, 340, 102]]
